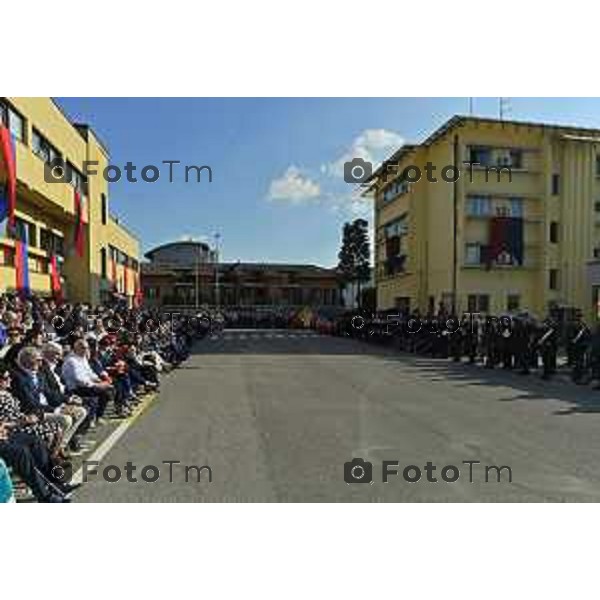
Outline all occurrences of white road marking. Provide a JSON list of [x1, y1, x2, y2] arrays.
[[70, 419, 135, 485]]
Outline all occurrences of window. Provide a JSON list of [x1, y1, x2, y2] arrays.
[[508, 149, 523, 169], [14, 218, 36, 247], [552, 174, 560, 196], [465, 243, 481, 265], [549, 221, 559, 243], [395, 296, 410, 312], [469, 146, 492, 166], [507, 294, 520, 311], [466, 196, 492, 216], [428, 296, 435, 314], [29, 255, 48, 274], [382, 178, 410, 203], [596, 155, 600, 177], [40, 229, 64, 256], [100, 247, 107, 278], [509, 197, 523, 218], [0, 100, 26, 142], [8, 107, 25, 142], [32, 128, 61, 164], [549, 268, 559, 290], [384, 215, 408, 238], [595, 201, 600, 212], [67, 162, 86, 195], [467, 294, 490, 313], [54, 235, 64, 257], [101, 193, 108, 225], [0, 245, 15, 267]]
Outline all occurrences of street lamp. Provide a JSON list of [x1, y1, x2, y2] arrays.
[[214, 232, 221, 309], [195, 242, 200, 310]]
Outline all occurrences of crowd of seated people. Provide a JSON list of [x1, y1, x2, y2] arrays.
[[0, 293, 196, 503]]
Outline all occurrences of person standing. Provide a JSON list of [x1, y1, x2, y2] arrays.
[[571, 319, 591, 384], [538, 316, 558, 380]]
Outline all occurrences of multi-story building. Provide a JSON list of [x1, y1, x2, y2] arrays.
[[0, 97, 139, 305], [368, 115, 600, 320], [141, 240, 342, 308]]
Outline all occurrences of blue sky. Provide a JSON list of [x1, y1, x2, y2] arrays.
[[57, 97, 600, 266]]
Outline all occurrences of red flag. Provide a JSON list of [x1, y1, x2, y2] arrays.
[[0, 125, 16, 230], [123, 266, 129, 295], [14, 226, 30, 298], [111, 257, 117, 290], [50, 255, 63, 302], [134, 272, 143, 307], [73, 189, 85, 257]]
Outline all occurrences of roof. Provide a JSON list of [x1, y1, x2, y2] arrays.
[[50, 99, 110, 156], [362, 113, 600, 191], [141, 260, 337, 275], [145, 240, 211, 260]]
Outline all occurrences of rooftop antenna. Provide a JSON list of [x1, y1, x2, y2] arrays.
[[499, 97, 511, 121]]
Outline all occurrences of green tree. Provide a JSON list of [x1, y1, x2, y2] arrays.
[[337, 218, 371, 309]]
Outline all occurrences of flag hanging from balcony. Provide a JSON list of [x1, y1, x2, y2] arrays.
[[0, 125, 16, 231], [111, 256, 118, 290], [49, 255, 62, 302], [123, 266, 129, 296], [486, 216, 524, 267], [73, 189, 85, 257], [134, 272, 143, 307], [14, 227, 30, 298]]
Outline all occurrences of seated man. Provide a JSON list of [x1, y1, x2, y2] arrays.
[[39, 342, 94, 444], [0, 423, 71, 502], [61, 339, 123, 419], [11, 346, 87, 454]]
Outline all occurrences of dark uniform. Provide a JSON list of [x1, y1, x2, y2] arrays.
[[465, 315, 480, 364], [537, 317, 558, 380], [571, 321, 591, 384], [483, 318, 499, 368], [589, 325, 600, 389]]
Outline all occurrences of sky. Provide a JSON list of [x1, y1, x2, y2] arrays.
[[57, 97, 600, 267]]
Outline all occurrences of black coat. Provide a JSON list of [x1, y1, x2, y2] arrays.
[[10, 366, 64, 415]]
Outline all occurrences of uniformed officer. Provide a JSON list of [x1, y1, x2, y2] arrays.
[[589, 324, 600, 390], [571, 318, 591, 384], [537, 316, 558, 380]]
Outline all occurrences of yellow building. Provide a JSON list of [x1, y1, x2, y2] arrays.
[[0, 97, 139, 305], [369, 115, 600, 320]]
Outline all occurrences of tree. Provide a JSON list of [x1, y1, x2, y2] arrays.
[[337, 218, 371, 309]]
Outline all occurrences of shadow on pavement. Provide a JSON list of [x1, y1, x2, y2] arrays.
[[193, 333, 600, 417]]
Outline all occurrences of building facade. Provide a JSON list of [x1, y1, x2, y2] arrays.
[[369, 115, 600, 320], [141, 241, 342, 308], [0, 97, 139, 305]]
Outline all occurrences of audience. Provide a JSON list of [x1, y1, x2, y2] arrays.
[[0, 292, 197, 502]]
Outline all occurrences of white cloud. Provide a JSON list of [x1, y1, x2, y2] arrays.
[[267, 165, 321, 203], [324, 128, 404, 178], [328, 190, 373, 220]]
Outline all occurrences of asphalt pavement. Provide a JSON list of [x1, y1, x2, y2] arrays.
[[75, 329, 600, 502]]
